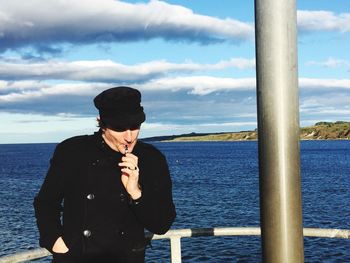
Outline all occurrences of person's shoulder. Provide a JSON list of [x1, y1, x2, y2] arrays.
[[55, 134, 92, 152], [60, 134, 90, 146], [137, 141, 165, 158]]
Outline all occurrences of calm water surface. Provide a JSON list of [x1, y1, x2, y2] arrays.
[[0, 140, 349, 262]]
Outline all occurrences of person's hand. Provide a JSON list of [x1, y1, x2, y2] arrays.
[[52, 236, 69, 253], [119, 153, 142, 200]]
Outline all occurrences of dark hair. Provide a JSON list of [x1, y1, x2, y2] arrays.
[[97, 118, 107, 130], [97, 117, 141, 132]]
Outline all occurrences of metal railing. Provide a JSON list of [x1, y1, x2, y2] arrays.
[[0, 227, 349, 263]]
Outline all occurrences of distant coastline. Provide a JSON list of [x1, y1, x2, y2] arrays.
[[142, 121, 350, 142]]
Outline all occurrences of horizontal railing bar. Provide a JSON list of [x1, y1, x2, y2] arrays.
[[304, 228, 350, 239], [150, 227, 350, 239], [149, 227, 261, 239], [1, 227, 349, 263], [0, 249, 51, 263]]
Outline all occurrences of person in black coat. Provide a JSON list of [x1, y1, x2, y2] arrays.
[[34, 87, 176, 263]]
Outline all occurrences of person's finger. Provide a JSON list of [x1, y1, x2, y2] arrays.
[[123, 154, 138, 163], [118, 162, 138, 171], [121, 167, 139, 176], [120, 159, 137, 168]]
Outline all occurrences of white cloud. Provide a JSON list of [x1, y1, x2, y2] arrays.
[[140, 120, 258, 138], [0, 80, 46, 91], [298, 10, 350, 33], [138, 76, 256, 95], [300, 92, 350, 122], [0, 58, 256, 82], [301, 106, 350, 116], [0, 110, 258, 143], [141, 77, 350, 95], [211, 58, 256, 70], [0, 112, 96, 143], [301, 92, 350, 107], [0, 81, 110, 102], [143, 121, 257, 130], [306, 58, 350, 68], [0, 77, 255, 104], [1, 0, 349, 54], [300, 78, 350, 89], [0, 0, 254, 52], [2, 77, 350, 104]]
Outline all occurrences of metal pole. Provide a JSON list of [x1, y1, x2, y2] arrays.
[[254, 0, 304, 262]]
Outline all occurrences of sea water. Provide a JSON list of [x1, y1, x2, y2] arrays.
[[0, 141, 349, 262]]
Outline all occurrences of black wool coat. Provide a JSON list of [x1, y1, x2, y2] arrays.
[[34, 131, 176, 262]]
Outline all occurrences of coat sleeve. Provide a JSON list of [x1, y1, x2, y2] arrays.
[[130, 152, 176, 235], [33, 143, 66, 252]]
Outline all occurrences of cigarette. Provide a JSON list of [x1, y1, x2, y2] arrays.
[[124, 145, 128, 154]]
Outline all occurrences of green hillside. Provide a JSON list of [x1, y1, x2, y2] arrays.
[[143, 121, 350, 142]]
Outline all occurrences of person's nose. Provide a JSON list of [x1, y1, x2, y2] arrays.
[[124, 130, 132, 143]]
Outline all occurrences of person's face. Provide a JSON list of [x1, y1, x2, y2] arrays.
[[103, 126, 140, 153]]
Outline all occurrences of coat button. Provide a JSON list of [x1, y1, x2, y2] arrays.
[[83, 230, 91, 237], [87, 194, 95, 200], [120, 193, 126, 202]]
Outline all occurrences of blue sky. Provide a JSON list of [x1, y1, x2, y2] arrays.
[[0, 0, 349, 143]]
